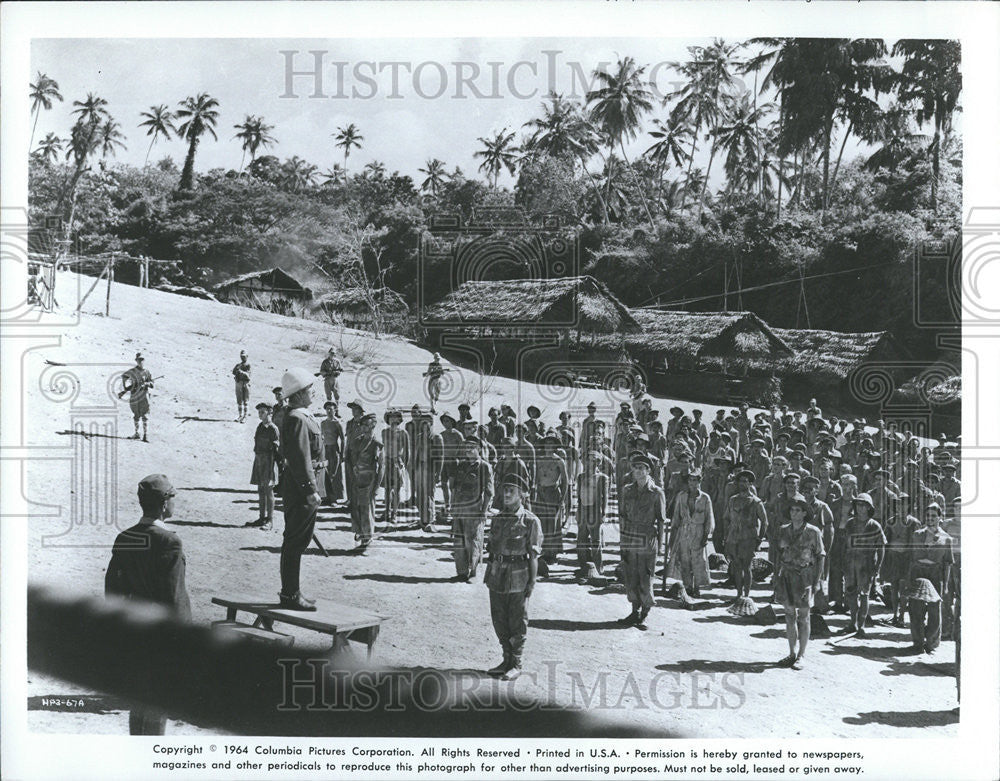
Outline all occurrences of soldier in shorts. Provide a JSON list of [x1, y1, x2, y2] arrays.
[[843, 493, 886, 636], [119, 353, 154, 442], [723, 469, 767, 604], [774, 494, 825, 669], [232, 350, 251, 422]]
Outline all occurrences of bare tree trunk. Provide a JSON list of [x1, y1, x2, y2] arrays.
[[829, 120, 854, 203], [619, 140, 656, 226], [680, 116, 700, 210]]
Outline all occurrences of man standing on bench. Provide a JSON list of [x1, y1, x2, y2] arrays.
[[278, 368, 326, 611], [105, 473, 191, 734]]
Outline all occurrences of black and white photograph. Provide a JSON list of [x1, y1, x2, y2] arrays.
[[2, 2, 998, 780]]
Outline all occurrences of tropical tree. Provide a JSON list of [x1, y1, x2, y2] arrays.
[[645, 114, 692, 210], [175, 93, 220, 191], [321, 163, 346, 186], [33, 132, 63, 164], [474, 128, 518, 188], [418, 158, 446, 195], [29, 72, 63, 152], [586, 56, 656, 224], [281, 155, 318, 192], [363, 160, 387, 179], [891, 40, 962, 212], [55, 93, 111, 240], [98, 118, 126, 160], [713, 91, 772, 193], [138, 105, 176, 167], [233, 114, 276, 172], [862, 103, 925, 172], [334, 123, 363, 174]]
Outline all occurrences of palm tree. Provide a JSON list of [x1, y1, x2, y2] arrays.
[[713, 91, 772, 193], [586, 56, 656, 224], [418, 158, 446, 195], [892, 40, 961, 212], [29, 72, 63, 152], [175, 93, 220, 191], [334, 123, 363, 174], [138, 105, 176, 167], [321, 163, 346, 186], [645, 115, 693, 210], [281, 156, 318, 192], [33, 132, 63, 164], [98, 118, 126, 159], [862, 103, 925, 171], [474, 128, 518, 188], [233, 115, 276, 173], [56, 93, 111, 242], [363, 160, 387, 179]]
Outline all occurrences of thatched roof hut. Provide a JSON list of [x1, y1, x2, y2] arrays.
[[770, 328, 906, 381], [423, 275, 639, 336], [214, 267, 312, 314], [314, 287, 409, 331], [614, 309, 793, 370]]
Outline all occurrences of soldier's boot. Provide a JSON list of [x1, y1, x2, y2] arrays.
[[488, 652, 509, 677], [131, 422, 141, 440], [141, 422, 148, 442], [279, 591, 317, 611], [501, 655, 522, 681], [635, 606, 651, 629], [618, 608, 639, 625]]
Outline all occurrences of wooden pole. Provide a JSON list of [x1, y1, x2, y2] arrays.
[[76, 260, 109, 312], [106, 253, 114, 316]]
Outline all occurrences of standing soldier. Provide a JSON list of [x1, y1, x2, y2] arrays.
[[843, 493, 887, 636], [344, 401, 365, 508], [319, 348, 342, 408], [438, 412, 465, 520], [556, 411, 578, 518], [413, 412, 439, 531], [105, 473, 190, 734], [666, 469, 714, 600], [576, 449, 609, 582], [119, 353, 154, 442], [484, 473, 542, 680], [277, 368, 326, 611], [232, 350, 251, 423], [271, 385, 287, 494], [618, 452, 665, 629], [723, 469, 767, 609], [524, 406, 544, 444], [450, 435, 494, 582], [321, 401, 345, 507], [405, 405, 422, 501], [882, 495, 919, 627], [494, 438, 530, 511], [345, 413, 383, 550], [534, 434, 570, 575], [423, 352, 448, 413], [580, 402, 600, 450], [909, 502, 954, 608], [247, 402, 280, 529], [747, 439, 771, 493], [381, 410, 409, 525], [513, 424, 536, 496]]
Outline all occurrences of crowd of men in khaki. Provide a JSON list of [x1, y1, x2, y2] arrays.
[[113, 348, 960, 706]]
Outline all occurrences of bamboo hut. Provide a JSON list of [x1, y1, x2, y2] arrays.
[[314, 287, 409, 332], [598, 309, 792, 404], [213, 267, 312, 315], [769, 328, 910, 404]]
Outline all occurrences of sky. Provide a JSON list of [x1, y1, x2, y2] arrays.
[[31, 37, 887, 188]]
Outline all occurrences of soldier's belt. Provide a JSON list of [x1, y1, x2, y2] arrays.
[[495, 554, 528, 562]]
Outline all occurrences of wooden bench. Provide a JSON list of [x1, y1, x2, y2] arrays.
[[211, 596, 388, 659]]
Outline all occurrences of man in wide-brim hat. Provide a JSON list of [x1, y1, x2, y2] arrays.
[[723, 468, 767, 605], [842, 493, 886, 636], [773, 493, 825, 669]]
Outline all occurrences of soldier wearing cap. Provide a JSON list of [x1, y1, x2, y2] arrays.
[[232, 350, 251, 423], [319, 347, 342, 406], [449, 434, 493, 582], [119, 352, 154, 441], [907, 578, 943, 655], [494, 438, 530, 512], [869, 469, 898, 524], [618, 452, 665, 627], [346, 412, 383, 549], [769, 471, 802, 569], [576, 447, 609, 581], [486, 407, 506, 448], [666, 468, 714, 598], [524, 405, 544, 444], [270, 386, 287, 491], [747, 438, 771, 493], [882, 493, 920, 627], [512, 424, 537, 496], [106, 473, 191, 734], [484, 473, 542, 680], [414, 412, 441, 531], [938, 462, 960, 509], [801, 475, 834, 591], [534, 434, 570, 573], [774, 492, 825, 669], [381, 410, 408, 525], [707, 454, 734, 550], [320, 401, 345, 507], [343, 401, 365, 505], [248, 402, 280, 528], [723, 468, 767, 603], [580, 402, 600, 451], [843, 493, 886, 636], [909, 503, 953, 604], [277, 368, 327, 610]]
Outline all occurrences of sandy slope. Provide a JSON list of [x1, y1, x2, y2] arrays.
[[24, 273, 958, 737]]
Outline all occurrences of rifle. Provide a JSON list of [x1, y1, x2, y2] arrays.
[[118, 374, 163, 399]]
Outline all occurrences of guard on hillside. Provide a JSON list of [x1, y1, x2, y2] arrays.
[[119, 352, 154, 442], [484, 473, 542, 681], [424, 353, 448, 413], [277, 368, 326, 611], [232, 350, 251, 423], [319, 348, 342, 407]]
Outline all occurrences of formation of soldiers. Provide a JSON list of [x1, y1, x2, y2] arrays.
[[118, 347, 961, 676]]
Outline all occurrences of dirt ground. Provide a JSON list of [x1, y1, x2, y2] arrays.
[[24, 274, 959, 738]]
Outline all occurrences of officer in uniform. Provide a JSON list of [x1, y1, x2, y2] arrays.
[[618, 452, 666, 629], [319, 347, 342, 406], [484, 473, 542, 680], [346, 412, 383, 549], [277, 368, 327, 611], [232, 350, 251, 423], [105, 473, 191, 734], [119, 352, 154, 441], [438, 412, 465, 519], [450, 435, 494, 582]]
